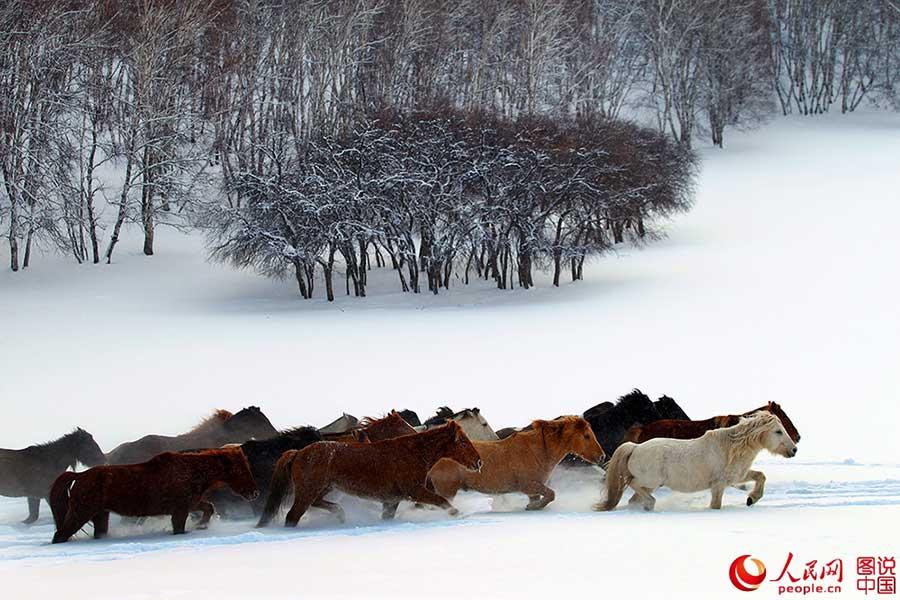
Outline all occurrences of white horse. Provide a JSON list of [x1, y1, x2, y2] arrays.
[[594, 412, 798, 511], [416, 408, 500, 441]]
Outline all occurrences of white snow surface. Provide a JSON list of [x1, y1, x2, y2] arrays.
[[1, 113, 899, 598]]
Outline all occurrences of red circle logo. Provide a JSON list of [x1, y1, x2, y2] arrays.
[[730, 555, 767, 592]]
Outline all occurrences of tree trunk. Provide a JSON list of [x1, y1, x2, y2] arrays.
[[292, 257, 310, 299], [106, 131, 136, 264], [141, 146, 155, 256], [8, 191, 18, 271]]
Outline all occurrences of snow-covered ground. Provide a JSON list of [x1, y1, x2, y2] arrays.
[[1, 113, 899, 598]]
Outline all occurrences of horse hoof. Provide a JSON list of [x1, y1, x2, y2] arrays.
[[448, 507, 459, 517], [747, 497, 755, 506]]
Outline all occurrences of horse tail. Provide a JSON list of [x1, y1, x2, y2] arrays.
[[49, 471, 79, 529], [594, 443, 636, 511], [257, 450, 297, 527]]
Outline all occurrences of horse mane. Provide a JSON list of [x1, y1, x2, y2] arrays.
[[278, 426, 320, 439], [410, 420, 461, 444], [359, 412, 401, 428], [22, 428, 88, 453], [424, 406, 455, 426], [615, 389, 651, 410], [529, 416, 580, 436], [189, 409, 234, 434]]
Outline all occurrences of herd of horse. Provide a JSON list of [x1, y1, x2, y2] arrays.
[[0, 390, 801, 544]]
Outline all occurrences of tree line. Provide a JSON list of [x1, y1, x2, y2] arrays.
[[1, 0, 898, 281]]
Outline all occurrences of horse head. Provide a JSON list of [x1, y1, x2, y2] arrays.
[[397, 409, 421, 427], [536, 417, 606, 465], [225, 406, 278, 440], [455, 408, 499, 441], [753, 412, 798, 458], [221, 448, 259, 501], [71, 428, 106, 467], [442, 421, 482, 472], [617, 389, 662, 425]]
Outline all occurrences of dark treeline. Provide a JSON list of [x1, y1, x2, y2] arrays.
[[1, 0, 898, 283], [209, 108, 696, 297]]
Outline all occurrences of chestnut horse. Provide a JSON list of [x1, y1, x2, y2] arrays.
[[49, 448, 258, 543], [623, 402, 801, 444], [257, 421, 482, 528], [105, 407, 278, 465], [428, 417, 605, 511]]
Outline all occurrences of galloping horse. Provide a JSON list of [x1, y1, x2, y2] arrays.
[[105, 407, 278, 465], [428, 417, 605, 511], [595, 412, 798, 512], [257, 421, 482, 527], [421, 407, 499, 441], [50, 448, 258, 543], [623, 402, 801, 444], [0, 429, 106, 524]]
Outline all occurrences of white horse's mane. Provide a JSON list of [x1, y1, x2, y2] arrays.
[[723, 412, 782, 465]]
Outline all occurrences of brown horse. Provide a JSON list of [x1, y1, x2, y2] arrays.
[[257, 421, 482, 527], [428, 417, 605, 511], [623, 402, 801, 444], [105, 407, 278, 465], [49, 448, 258, 543]]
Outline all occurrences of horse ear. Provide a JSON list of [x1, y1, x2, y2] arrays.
[[472, 407, 480, 414]]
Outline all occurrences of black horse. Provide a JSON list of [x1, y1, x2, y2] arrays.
[[0, 428, 106, 524], [583, 389, 663, 457], [207, 426, 323, 517], [654, 395, 690, 421]]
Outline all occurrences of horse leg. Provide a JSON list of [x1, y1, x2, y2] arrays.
[[709, 483, 726, 510], [171, 508, 190, 535], [744, 470, 767, 506], [630, 486, 656, 511], [381, 502, 400, 520], [284, 486, 322, 527], [92, 511, 110, 539], [194, 500, 215, 529], [409, 487, 458, 517], [22, 497, 40, 524], [313, 498, 346, 523], [523, 482, 555, 511]]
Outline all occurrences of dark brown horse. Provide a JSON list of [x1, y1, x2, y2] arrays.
[[49, 448, 258, 543], [257, 421, 482, 527], [624, 402, 801, 444], [105, 407, 278, 465], [0, 428, 105, 524]]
